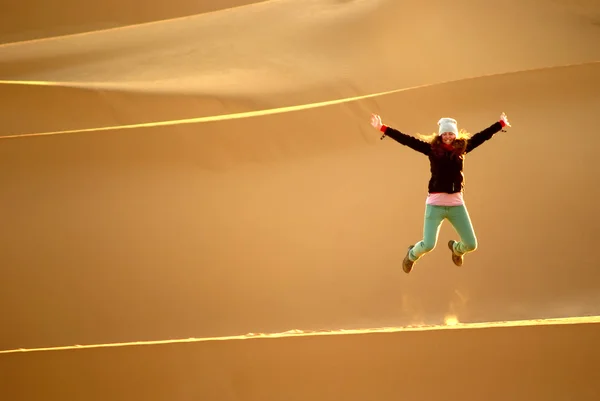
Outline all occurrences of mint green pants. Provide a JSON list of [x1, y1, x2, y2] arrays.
[[409, 204, 478, 262]]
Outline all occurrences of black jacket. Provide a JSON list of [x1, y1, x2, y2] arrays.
[[382, 121, 504, 194]]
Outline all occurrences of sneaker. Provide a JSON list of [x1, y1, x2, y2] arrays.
[[448, 240, 463, 266], [403, 245, 415, 273]]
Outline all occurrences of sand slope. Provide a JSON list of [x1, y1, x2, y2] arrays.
[[0, 0, 599, 361], [2, 0, 600, 95], [1, 319, 600, 401], [1, 0, 599, 137], [1, 61, 599, 351], [0, 0, 267, 44], [2, 1, 600, 400]]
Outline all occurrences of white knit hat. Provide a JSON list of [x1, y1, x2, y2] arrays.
[[438, 117, 458, 136]]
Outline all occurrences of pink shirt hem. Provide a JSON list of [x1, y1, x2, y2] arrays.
[[426, 192, 464, 206]]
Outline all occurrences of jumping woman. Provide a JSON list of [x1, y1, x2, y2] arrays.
[[370, 112, 511, 273]]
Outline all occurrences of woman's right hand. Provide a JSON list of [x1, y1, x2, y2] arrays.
[[370, 113, 383, 130]]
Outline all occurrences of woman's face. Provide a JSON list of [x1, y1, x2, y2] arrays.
[[441, 132, 456, 144]]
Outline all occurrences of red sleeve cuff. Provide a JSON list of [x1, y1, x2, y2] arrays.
[[380, 125, 388, 133], [499, 120, 506, 127]]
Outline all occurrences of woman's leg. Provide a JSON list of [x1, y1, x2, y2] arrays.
[[446, 204, 478, 256], [409, 204, 446, 262]]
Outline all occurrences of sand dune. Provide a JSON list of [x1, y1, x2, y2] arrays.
[[1, 60, 599, 351], [1, 0, 599, 140], [1, 0, 600, 398], [1, 0, 598, 138], [1, 0, 600, 96], [1, 318, 600, 401], [0, 82, 262, 138], [0, 0, 267, 44]]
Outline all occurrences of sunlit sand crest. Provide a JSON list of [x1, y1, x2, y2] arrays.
[[0, 61, 597, 141], [0, 1, 273, 48], [1, 316, 599, 355]]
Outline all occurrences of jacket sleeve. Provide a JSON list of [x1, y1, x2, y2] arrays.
[[465, 121, 504, 153], [382, 126, 431, 155]]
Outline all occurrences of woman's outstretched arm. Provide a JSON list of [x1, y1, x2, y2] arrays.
[[371, 114, 431, 156], [465, 112, 511, 153]]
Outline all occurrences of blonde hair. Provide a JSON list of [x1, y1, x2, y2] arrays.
[[417, 129, 472, 155]]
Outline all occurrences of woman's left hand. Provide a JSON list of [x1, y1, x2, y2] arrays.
[[500, 112, 511, 127]]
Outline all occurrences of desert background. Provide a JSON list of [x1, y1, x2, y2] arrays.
[[1, 0, 600, 400]]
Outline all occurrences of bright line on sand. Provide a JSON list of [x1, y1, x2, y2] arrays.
[[1, 61, 597, 141], [2, 316, 599, 354], [0, 82, 411, 140]]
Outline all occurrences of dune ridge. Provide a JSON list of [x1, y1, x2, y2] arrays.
[[2, 315, 600, 355], [2, 318, 600, 401], [1, 0, 599, 96], [0, 0, 269, 45], [1, 60, 598, 141]]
